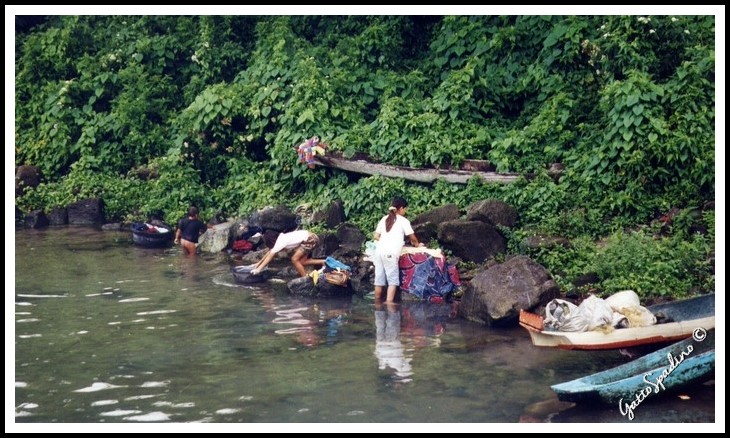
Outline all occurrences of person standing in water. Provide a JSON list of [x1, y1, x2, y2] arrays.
[[174, 206, 209, 256], [372, 197, 423, 303]]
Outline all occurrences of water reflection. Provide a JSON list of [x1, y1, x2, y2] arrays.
[[401, 301, 456, 348], [374, 303, 413, 383], [253, 289, 351, 347]]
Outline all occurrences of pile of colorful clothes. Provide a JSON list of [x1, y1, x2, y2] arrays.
[[398, 247, 461, 303], [296, 136, 327, 169]]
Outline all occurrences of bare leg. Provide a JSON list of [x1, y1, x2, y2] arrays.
[[291, 250, 324, 277], [302, 258, 325, 267], [385, 285, 398, 303], [374, 285, 385, 303], [181, 239, 197, 256]]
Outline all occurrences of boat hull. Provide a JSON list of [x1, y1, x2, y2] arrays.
[[551, 331, 715, 404], [519, 294, 715, 350], [522, 315, 714, 350]]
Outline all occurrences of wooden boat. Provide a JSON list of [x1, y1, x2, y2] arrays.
[[131, 222, 175, 248], [551, 329, 715, 405], [519, 294, 714, 350], [231, 265, 270, 284]]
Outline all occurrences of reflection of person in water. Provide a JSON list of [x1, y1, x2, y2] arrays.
[[374, 302, 413, 383]]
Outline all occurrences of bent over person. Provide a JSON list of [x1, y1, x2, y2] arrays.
[[251, 229, 324, 277], [174, 207, 209, 256]]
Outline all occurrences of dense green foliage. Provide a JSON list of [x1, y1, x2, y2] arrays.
[[15, 15, 715, 299]]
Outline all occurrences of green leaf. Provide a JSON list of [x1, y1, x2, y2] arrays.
[[648, 132, 658, 143], [261, 106, 271, 117], [632, 104, 644, 115], [543, 24, 568, 48], [622, 131, 633, 142]]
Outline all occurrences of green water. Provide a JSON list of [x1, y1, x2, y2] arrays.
[[12, 227, 715, 425]]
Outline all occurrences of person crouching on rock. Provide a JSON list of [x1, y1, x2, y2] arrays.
[[251, 230, 324, 277]]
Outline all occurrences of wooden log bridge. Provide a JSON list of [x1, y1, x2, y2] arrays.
[[312, 156, 524, 184]]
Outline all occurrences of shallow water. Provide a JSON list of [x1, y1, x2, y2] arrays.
[[12, 227, 716, 427]]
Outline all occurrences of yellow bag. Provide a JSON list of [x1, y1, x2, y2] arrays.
[[324, 270, 349, 286]]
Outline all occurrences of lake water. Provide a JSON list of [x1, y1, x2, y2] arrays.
[[11, 227, 717, 431]]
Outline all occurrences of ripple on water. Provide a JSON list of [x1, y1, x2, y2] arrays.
[[73, 382, 126, 392], [152, 401, 195, 408], [91, 400, 119, 406], [215, 408, 240, 415], [136, 310, 177, 315], [124, 394, 160, 401], [119, 298, 150, 303], [17, 294, 68, 298], [124, 411, 171, 422], [100, 409, 142, 417], [140, 381, 170, 388]]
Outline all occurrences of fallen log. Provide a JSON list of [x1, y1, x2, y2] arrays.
[[312, 156, 524, 184]]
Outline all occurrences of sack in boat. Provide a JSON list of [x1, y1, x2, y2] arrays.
[[324, 270, 349, 286]]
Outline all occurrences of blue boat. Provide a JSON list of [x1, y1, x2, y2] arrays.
[[551, 329, 715, 406]]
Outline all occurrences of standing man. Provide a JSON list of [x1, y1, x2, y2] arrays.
[[174, 206, 209, 256]]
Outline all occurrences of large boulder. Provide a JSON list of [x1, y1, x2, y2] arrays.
[[465, 199, 517, 228], [411, 203, 461, 226], [47, 207, 69, 226], [287, 276, 355, 297], [15, 165, 40, 197], [334, 223, 366, 257], [523, 234, 571, 250], [458, 256, 559, 326], [437, 220, 506, 263], [198, 221, 235, 253], [252, 205, 298, 233], [311, 200, 346, 229], [312, 232, 339, 259], [68, 198, 104, 225], [24, 210, 49, 229], [411, 203, 461, 247], [15, 206, 24, 228], [412, 222, 438, 246]]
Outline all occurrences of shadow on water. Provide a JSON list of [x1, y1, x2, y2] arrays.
[[13, 227, 716, 425]]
